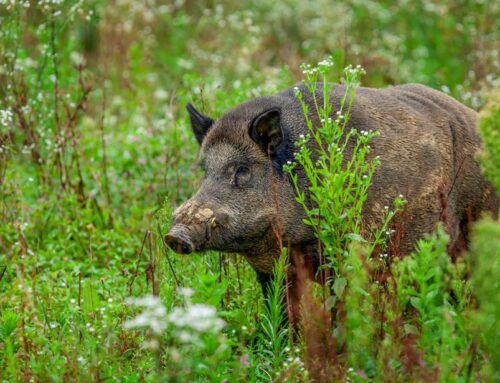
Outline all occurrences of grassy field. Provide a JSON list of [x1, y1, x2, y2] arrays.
[[1, 1, 499, 382]]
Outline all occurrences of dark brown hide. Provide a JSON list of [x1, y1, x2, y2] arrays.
[[167, 83, 499, 280]]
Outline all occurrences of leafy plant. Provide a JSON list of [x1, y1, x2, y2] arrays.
[[1, 1, 499, 381], [252, 250, 294, 381]]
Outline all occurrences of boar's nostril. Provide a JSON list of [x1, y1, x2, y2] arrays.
[[164, 233, 195, 254]]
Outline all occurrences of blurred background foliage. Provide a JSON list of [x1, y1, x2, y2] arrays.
[[0, 0, 499, 381]]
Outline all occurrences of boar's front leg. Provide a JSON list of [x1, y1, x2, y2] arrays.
[[256, 271, 273, 299], [254, 243, 321, 334]]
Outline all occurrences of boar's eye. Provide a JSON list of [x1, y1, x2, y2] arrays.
[[233, 165, 251, 187]]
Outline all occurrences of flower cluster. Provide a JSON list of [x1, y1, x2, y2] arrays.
[[0, 0, 30, 10], [301, 57, 336, 77], [167, 287, 225, 343], [168, 303, 225, 342], [123, 289, 226, 346], [301, 63, 318, 76], [0, 108, 13, 128], [344, 64, 366, 76], [123, 295, 167, 335], [318, 58, 334, 68]]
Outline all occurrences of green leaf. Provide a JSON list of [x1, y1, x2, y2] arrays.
[[0, 311, 18, 341], [345, 233, 366, 243], [333, 277, 347, 298], [82, 281, 100, 313], [325, 295, 337, 310], [410, 297, 421, 310], [404, 323, 419, 335]]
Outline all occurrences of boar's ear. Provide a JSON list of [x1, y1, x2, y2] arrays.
[[186, 103, 214, 145], [249, 109, 283, 155]]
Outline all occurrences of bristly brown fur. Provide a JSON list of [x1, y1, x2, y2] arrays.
[[169, 82, 500, 381], [170, 82, 499, 277]]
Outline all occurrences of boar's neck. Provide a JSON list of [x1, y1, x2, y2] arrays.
[[242, 251, 279, 275], [241, 230, 281, 274], [241, 237, 320, 277]]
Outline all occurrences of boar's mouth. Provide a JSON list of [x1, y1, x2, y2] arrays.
[[165, 221, 272, 255], [165, 199, 278, 255]]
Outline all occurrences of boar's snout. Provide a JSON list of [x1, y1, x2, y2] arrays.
[[165, 200, 230, 254], [164, 225, 195, 254]]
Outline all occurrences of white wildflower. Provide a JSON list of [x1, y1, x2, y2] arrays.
[[178, 286, 194, 300], [153, 89, 168, 101], [318, 58, 334, 68], [0, 108, 13, 127], [123, 295, 167, 335], [142, 339, 160, 349], [168, 303, 225, 334], [70, 51, 85, 66]]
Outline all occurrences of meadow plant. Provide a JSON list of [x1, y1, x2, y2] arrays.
[[469, 95, 500, 381], [1, 1, 499, 381], [284, 58, 404, 358], [252, 251, 293, 381], [478, 88, 500, 192], [286, 59, 406, 267], [123, 295, 167, 338], [281, 58, 494, 381], [470, 217, 500, 382], [123, 288, 229, 381]]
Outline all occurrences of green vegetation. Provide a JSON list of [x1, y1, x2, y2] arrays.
[[1, 1, 499, 382], [282, 64, 498, 381]]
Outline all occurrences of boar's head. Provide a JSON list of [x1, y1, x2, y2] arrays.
[[165, 96, 311, 268]]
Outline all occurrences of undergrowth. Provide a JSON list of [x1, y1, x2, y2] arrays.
[[280, 60, 499, 382], [0, 1, 499, 382]]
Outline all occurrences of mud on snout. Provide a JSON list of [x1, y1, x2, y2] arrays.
[[164, 201, 229, 254]]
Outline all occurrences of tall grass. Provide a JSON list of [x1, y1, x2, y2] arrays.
[[1, 1, 499, 382]]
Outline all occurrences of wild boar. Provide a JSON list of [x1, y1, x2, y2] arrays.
[[165, 83, 498, 291]]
